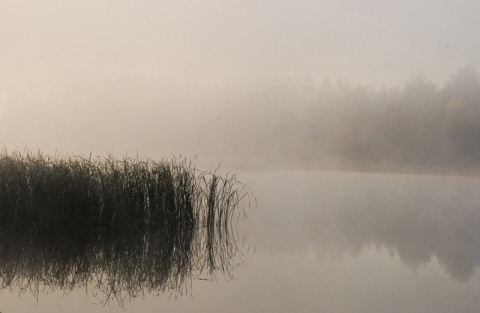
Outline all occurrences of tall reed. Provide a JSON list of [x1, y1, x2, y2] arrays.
[[0, 149, 248, 234], [0, 148, 251, 299]]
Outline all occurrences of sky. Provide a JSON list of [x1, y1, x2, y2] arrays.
[[1, 0, 479, 158]]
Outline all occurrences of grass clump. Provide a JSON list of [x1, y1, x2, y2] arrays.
[[0, 149, 247, 234]]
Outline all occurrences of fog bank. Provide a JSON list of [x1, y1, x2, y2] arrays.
[[198, 67, 480, 173], [1, 67, 479, 173]]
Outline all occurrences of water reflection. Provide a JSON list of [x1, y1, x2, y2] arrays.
[[256, 172, 480, 283], [302, 175, 480, 282], [0, 221, 245, 306]]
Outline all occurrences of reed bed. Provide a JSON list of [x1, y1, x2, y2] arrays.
[[0, 149, 248, 234], [0, 149, 251, 304]]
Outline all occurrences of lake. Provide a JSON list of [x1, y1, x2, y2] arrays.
[[2, 170, 480, 312]]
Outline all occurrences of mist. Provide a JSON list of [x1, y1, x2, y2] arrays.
[[194, 67, 480, 172], [3, 2, 480, 312], [2, 66, 479, 173], [2, 0, 480, 173]]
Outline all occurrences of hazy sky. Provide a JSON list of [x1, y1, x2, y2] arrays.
[[1, 0, 479, 157], [2, 0, 479, 86]]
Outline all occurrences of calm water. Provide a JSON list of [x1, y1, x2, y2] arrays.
[[2, 170, 480, 312]]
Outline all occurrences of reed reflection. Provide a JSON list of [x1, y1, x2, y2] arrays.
[[0, 225, 247, 306]]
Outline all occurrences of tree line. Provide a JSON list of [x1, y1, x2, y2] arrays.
[[203, 67, 480, 173]]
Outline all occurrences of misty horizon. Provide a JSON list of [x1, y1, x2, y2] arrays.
[[1, 66, 479, 174], [2, 0, 480, 174]]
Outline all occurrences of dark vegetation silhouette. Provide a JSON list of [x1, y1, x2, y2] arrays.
[[0, 150, 251, 306]]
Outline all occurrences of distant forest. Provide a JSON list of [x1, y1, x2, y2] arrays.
[[202, 67, 480, 173]]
